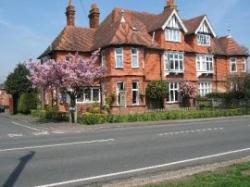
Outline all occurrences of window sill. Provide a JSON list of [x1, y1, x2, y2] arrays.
[[76, 101, 100, 104], [165, 40, 181, 43]]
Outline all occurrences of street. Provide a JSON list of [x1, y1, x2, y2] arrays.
[[0, 114, 250, 187]]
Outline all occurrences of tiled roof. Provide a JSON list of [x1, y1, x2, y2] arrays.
[[39, 26, 96, 58], [39, 7, 248, 58], [217, 36, 249, 56], [92, 8, 162, 50], [183, 15, 205, 35]]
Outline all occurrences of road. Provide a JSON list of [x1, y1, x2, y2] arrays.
[[0, 114, 250, 187]]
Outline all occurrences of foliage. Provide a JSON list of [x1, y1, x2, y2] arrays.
[[86, 103, 101, 114], [18, 92, 38, 114], [27, 50, 105, 122], [5, 64, 32, 96], [179, 81, 197, 98], [104, 93, 116, 112], [78, 108, 249, 125], [244, 74, 250, 98], [146, 81, 169, 100]]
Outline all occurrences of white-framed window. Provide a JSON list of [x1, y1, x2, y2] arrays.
[[115, 48, 123, 68], [169, 82, 179, 103], [165, 29, 181, 42], [132, 81, 139, 105], [242, 58, 247, 72], [76, 87, 100, 103], [131, 48, 139, 68], [165, 51, 184, 73], [230, 58, 237, 73], [197, 34, 210, 46], [199, 82, 212, 97], [101, 50, 106, 67], [116, 82, 126, 106], [196, 54, 214, 73]]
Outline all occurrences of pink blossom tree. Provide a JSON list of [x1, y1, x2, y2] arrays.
[[26, 50, 105, 122], [179, 81, 197, 108]]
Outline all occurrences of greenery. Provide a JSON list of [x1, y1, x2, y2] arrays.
[[146, 81, 169, 100], [78, 108, 250, 125], [18, 92, 38, 114], [31, 106, 68, 122], [4, 64, 33, 114], [145, 162, 250, 187]]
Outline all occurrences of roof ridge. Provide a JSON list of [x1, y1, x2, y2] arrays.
[[112, 7, 157, 16]]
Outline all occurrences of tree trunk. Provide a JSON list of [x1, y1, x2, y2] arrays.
[[69, 94, 76, 123]]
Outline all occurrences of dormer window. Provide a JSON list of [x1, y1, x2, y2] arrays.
[[165, 29, 181, 42], [197, 34, 210, 46]]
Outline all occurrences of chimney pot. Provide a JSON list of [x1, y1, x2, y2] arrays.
[[89, 3, 100, 29]]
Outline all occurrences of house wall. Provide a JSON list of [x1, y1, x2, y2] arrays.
[[0, 89, 10, 108]]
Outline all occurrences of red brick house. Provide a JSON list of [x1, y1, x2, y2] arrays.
[[0, 84, 10, 108], [39, 0, 249, 113]]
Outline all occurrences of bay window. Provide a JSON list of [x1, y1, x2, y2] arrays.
[[169, 82, 179, 103], [131, 48, 139, 68], [242, 58, 247, 72], [230, 58, 237, 73], [132, 81, 139, 105], [116, 82, 126, 106], [165, 51, 184, 74], [77, 87, 100, 103], [115, 48, 123, 68], [196, 54, 214, 75], [199, 82, 212, 97]]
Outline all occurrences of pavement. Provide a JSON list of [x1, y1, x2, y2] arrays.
[[0, 113, 250, 187]]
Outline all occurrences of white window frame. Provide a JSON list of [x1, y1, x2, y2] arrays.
[[196, 54, 214, 76], [230, 58, 237, 73], [115, 48, 123, 68], [165, 29, 181, 42], [76, 87, 101, 104], [132, 81, 139, 105], [101, 50, 106, 67], [131, 48, 139, 68], [199, 82, 212, 97], [116, 82, 126, 106], [197, 34, 211, 46], [168, 82, 179, 103], [164, 51, 184, 74]]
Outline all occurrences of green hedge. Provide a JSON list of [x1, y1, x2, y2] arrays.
[[78, 108, 250, 125], [18, 92, 38, 114], [31, 108, 68, 122]]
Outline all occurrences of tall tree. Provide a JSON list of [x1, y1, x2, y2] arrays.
[[5, 64, 32, 114], [27, 51, 105, 123]]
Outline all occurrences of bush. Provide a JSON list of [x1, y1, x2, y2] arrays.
[[18, 92, 38, 114], [78, 108, 250, 125]]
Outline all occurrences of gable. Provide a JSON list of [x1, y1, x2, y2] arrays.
[[162, 10, 187, 33], [195, 16, 216, 37]]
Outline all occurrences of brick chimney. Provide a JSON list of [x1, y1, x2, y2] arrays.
[[66, 0, 75, 26], [164, 0, 177, 11], [88, 4, 100, 29]]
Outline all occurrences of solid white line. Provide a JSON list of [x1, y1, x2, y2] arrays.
[[11, 121, 40, 131], [8, 134, 23, 138], [35, 147, 250, 187], [33, 131, 49, 136], [0, 138, 114, 153]]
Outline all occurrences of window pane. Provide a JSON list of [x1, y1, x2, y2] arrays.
[[93, 89, 100, 102], [84, 89, 91, 101]]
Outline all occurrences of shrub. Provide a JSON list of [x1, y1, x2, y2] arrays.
[[18, 92, 38, 114], [78, 113, 106, 125]]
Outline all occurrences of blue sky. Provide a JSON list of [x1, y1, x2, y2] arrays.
[[0, 0, 249, 83]]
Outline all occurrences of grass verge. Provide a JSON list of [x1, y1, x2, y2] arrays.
[[145, 162, 250, 187]]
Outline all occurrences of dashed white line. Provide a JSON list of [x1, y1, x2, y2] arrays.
[[33, 131, 49, 136], [52, 131, 65, 134], [35, 147, 250, 187], [11, 121, 40, 131], [0, 138, 114, 153], [158, 127, 224, 136], [8, 134, 23, 138]]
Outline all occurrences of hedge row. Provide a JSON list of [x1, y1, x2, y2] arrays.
[[31, 110, 68, 122], [78, 108, 250, 125]]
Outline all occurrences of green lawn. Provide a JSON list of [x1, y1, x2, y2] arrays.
[[145, 162, 250, 187]]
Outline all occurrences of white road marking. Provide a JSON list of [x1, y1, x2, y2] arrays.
[[8, 134, 23, 138], [0, 138, 114, 153], [158, 127, 224, 136], [33, 131, 49, 136], [11, 121, 40, 131], [52, 131, 65, 134], [35, 147, 250, 187]]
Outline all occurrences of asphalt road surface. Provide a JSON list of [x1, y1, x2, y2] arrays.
[[0, 114, 250, 187]]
